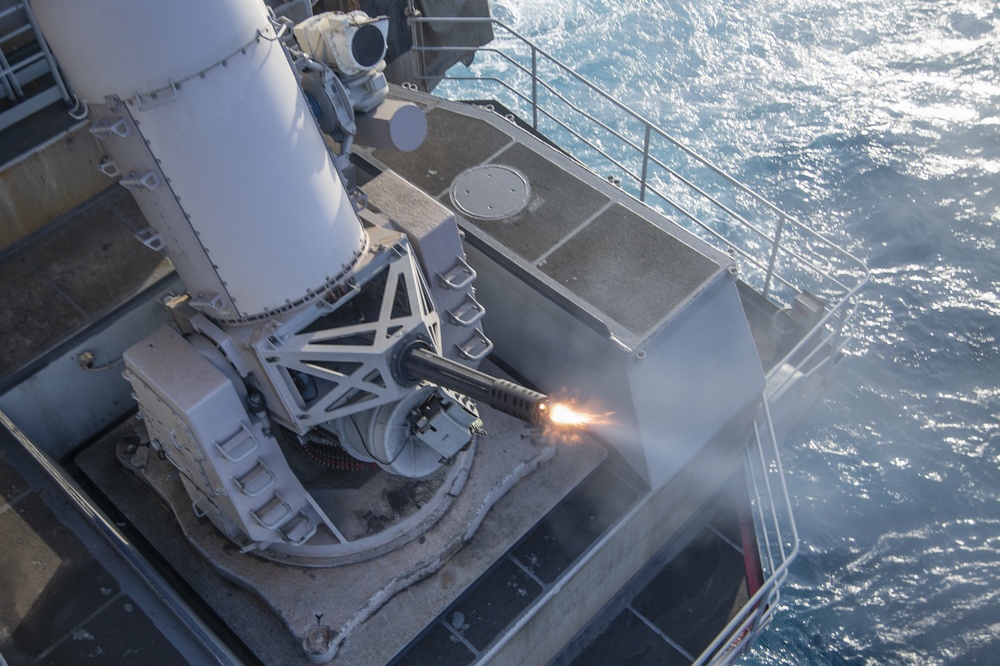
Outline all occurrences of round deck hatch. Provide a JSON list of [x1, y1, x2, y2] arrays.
[[450, 165, 530, 220]]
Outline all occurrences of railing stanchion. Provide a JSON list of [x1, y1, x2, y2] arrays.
[[531, 46, 538, 130], [23, 0, 70, 102], [639, 124, 651, 202], [763, 214, 786, 300]]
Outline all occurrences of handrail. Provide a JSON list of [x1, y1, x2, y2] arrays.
[[408, 15, 868, 392], [411, 17, 865, 250], [0, 1, 71, 132], [693, 397, 800, 664]]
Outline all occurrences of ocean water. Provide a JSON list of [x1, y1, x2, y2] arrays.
[[482, 1, 1000, 663]]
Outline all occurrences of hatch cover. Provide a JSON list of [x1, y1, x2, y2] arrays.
[[450, 165, 530, 220]]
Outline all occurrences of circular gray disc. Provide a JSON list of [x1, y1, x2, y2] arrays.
[[450, 165, 530, 220]]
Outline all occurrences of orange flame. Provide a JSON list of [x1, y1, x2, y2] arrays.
[[538, 399, 614, 443], [547, 402, 597, 426]]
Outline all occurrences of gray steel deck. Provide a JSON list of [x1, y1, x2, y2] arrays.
[[0, 426, 239, 665], [0, 186, 171, 389]]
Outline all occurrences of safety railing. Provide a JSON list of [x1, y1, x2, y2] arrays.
[[408, 16, 868, 392], [693, 397, 799, 664], [0, 1, 70, 132]]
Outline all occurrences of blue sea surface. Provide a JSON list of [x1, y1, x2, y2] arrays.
[[485, 1, 999, 663]]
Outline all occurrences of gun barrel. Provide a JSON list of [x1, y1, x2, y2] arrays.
[[402, 347, 549, 425]]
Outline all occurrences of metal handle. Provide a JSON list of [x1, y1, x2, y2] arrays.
[[457, 333, 493, 362], [447, 294, 486, 327], [437, 257, 477, 291], [133, 79, 178, 111]]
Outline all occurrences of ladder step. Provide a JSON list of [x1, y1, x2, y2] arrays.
[[447, 293, 486, 327], [252, 494, 291, 529], [457, 330, 493, 362], [215, 424, 258, 463], [235, 461, 275, 497], [279, 512, 317, 546], [437, 257, 476, 291]]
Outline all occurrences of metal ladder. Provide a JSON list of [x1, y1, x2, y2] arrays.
[[0, 1, 70, 132]]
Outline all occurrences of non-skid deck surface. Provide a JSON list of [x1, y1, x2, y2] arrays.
[[0, 186, 171, 386], [0, 432, 224, 665], [374, 106, 723, 341]]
